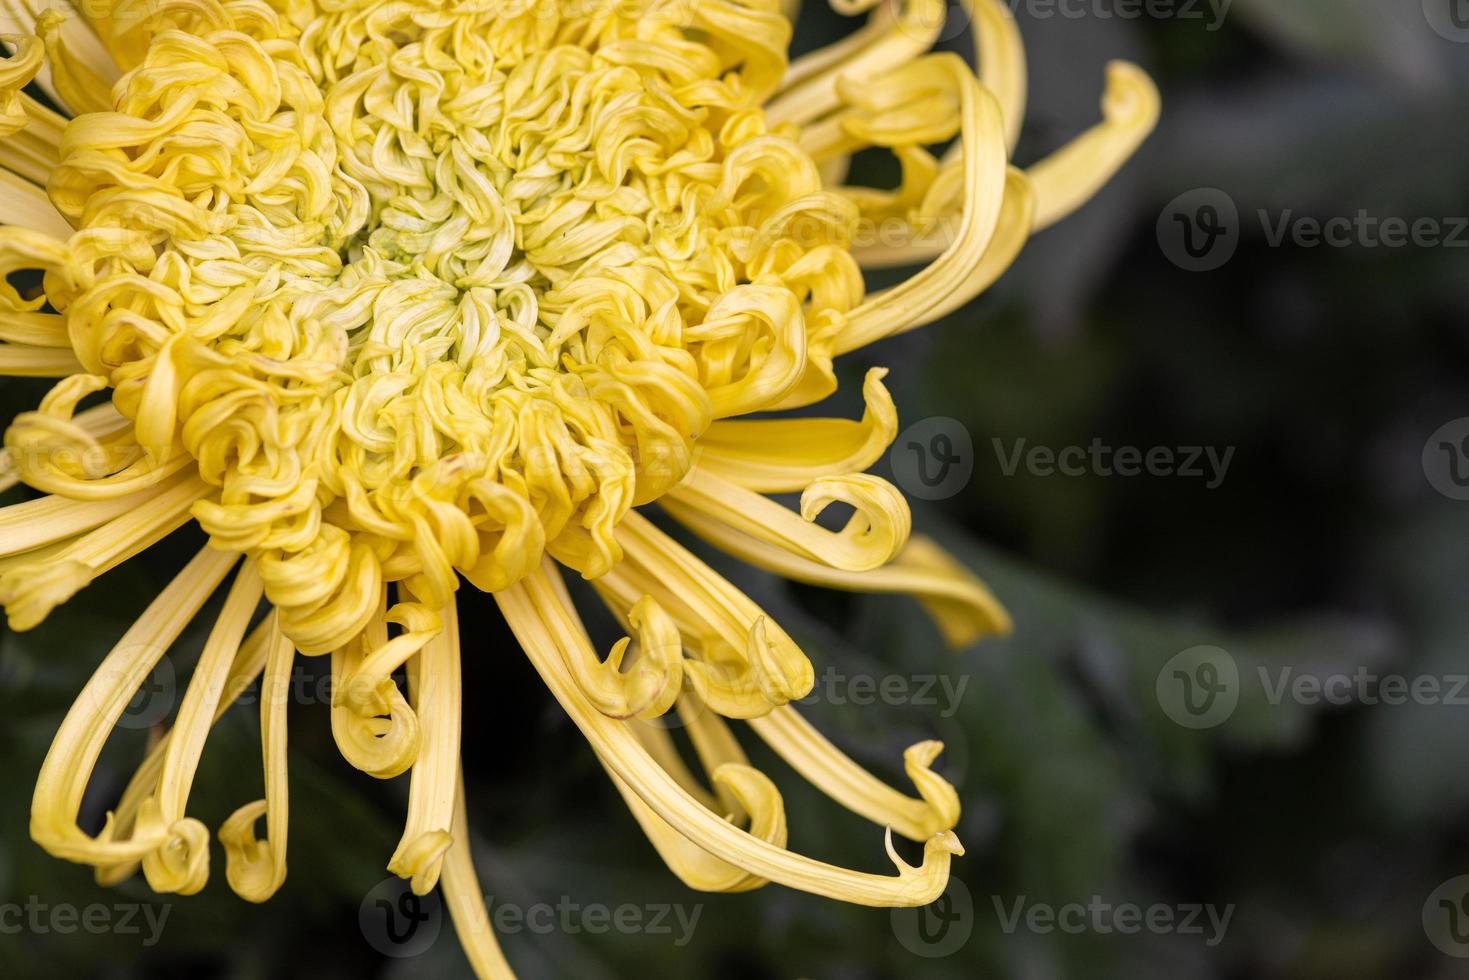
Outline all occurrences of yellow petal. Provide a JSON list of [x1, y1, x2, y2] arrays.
[[664, 466, 911, 573], [749, 708, 959, 841], [220, 612, 294, 902], [502, 573, 962, 907], [439, 768, 517, 980], [692, 367, 898, 493], [1028, 61, 1160, 231], [29, 546, 236, 869], [140, 559, 264, 895], [387, 582, 460, 896]]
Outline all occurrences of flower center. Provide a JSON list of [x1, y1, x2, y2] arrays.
[[46, 0, 856, 651]]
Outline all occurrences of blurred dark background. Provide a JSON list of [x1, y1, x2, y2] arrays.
[[4, 1, 1469, 977]]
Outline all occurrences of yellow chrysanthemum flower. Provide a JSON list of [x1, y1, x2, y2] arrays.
[[0, 0, 1156, 972]]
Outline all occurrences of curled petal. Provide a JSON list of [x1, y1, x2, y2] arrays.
[[503, 579, 963, 907], [30, 547, 236, 869], [665, 466, 911, 573], [692, 367, 897, 493], [1028, 61, 1160, 232], [220, 614, 294, 902], [517, 563, 683, 721], [749, 707, 960, 841], [139, 559, 264, 895], [387, 583, 460, 896]]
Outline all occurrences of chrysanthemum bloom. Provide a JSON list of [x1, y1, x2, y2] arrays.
[[0, 0, 1155, 971]]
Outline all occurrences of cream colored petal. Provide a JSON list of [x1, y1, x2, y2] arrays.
[[0, 167, 72, 238], [0, 29, 43, 135], [2, 1, 118, 114]]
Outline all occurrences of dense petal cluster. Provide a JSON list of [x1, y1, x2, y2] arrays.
[[0, 0, 1157, 974]]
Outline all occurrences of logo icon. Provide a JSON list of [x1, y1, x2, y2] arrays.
[[890, 417, 974, 501], [892, 875, 972, 957], [1157, 646, 1239, 729], [1157, 189, 1240, 272], [360, 876, 442, 958], [1423, 418, 1469, 500], [1424, 875, 1469, 956], [890, 0, 971, 44], [120, 655, 176, 730], [1424, 0, 1469, 42]]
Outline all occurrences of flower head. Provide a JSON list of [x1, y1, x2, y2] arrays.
[[0, 0, 1156, 971]]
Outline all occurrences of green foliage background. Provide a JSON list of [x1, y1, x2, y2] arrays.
[[3, 2, 1467, 977]]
